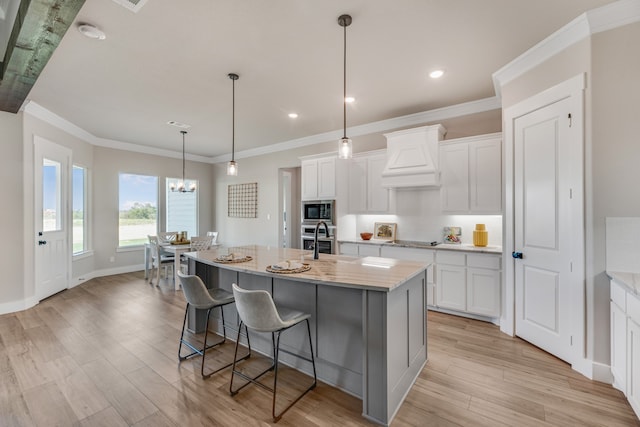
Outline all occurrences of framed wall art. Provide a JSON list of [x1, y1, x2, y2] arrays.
[[228, 182, 258, 218], [373, 222, 397, 242]]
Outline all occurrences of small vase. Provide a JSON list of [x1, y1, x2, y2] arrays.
[[473, 224, 488, 247]]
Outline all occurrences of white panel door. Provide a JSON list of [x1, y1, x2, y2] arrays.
[[367, 154, 388, 212], [440, 142, 469, 212], [514, 97, 574, 363], [317, 157, 336, 199], [628, 317, 640, 417], [348, 157, 367, 213], [34, 137, 71, 300], [436, 264, 466, 311], [301, 160, 318, 200]]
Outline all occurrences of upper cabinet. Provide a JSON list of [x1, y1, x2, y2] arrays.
[[440, 133, 502, 214], [301, 155, 336, 200], [348, 150, 391, 213]]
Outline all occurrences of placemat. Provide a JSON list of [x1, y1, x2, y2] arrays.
[[266, 263, 311, 274], [214, 255, 253, 264]]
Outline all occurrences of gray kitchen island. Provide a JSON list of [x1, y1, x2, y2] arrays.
[[184, 245, 428, 426]]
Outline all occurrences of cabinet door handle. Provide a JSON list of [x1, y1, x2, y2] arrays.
[[512, 251, 523, 259]]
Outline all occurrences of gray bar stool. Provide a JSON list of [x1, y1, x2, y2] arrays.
[[177, 272, 250, 378], [229, 283, 317, 422]]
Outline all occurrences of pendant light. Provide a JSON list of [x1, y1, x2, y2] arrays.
[[170, 130, 196, 192], [338, 14, 353, 160], [227, 73, 239, 176]]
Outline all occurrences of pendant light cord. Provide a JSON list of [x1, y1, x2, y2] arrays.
[[232, 77, 235, 162], [343, 21, 347, 139], [181, 130, 187, 184]]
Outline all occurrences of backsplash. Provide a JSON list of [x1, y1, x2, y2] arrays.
[[340, 189, 503, 247]]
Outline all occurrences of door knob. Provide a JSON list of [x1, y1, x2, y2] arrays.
[[512, 251, 523, 259], [38, 240, 47, 245]]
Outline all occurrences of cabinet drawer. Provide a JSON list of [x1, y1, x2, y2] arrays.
[[628, 293, 640, 324], [380, 246, 435, 263], [436, 251, 466, 266], [611, 280, 627, 312], [467, 254, 501, 270], [358, 244, 381, 257]]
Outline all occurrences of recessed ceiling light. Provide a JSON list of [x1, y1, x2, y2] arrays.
[[345, 96, 355, 103], [167, 120, 191, 129], [429, 70, 444, 79], [77, 23, 106, 40], [288, 113, 298, 119]]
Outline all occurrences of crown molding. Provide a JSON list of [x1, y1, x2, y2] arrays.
[[24, 96, 500, 164], [493, 0, 640, 96], [209, 96, 501, 163], [22, 100, 210, 163]]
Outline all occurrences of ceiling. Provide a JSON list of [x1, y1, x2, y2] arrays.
[[16, 0, 617, 160]]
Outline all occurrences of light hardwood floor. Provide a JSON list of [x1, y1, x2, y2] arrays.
[[0, 272, 638, 426]]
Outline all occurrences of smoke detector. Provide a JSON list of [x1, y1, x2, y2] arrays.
[[111, 0, 149, 13], [77, 23, 106, 40], [167, 120, 191, 129]]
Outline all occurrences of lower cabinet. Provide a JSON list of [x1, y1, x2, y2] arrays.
[[610, 278, 640, 419], [436, 251, 501, 318], [341, 241, 501, 320]]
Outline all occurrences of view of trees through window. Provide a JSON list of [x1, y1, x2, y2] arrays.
[[72, 165, 86, 253], [119, 173, 158, 247]]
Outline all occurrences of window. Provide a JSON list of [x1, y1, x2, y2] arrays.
[[42, 158, 62, 232], [166, 178, 198, 238], [119, 173, 158, 247], [72, 165, 88, 254]]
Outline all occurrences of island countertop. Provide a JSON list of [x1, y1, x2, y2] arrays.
[[183, 244, 428, 292]]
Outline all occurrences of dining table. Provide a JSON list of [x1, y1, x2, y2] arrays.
[[144, 241, 219, 290]]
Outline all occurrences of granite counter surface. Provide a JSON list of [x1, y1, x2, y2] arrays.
[[607, 271, 640, 295], [184, 244, 428, 292], [338, 238, 503, 255]]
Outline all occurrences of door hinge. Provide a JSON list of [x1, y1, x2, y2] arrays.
[[570, 262, 573, 272], [569, 188, 573, 199], [568, 113, 572, 127], [571, 336, 573, 346]]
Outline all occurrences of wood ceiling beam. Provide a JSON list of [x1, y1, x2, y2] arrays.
[[0, 0, 85, 113]]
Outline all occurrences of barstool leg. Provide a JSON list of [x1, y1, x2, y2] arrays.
[[272, 331, 282, 421], [201, 307, 213, 378], [178, 303, 190, 360], [306, 319, 318, 386]]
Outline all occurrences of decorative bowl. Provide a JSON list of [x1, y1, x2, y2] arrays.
[[360, 232, 373, 240]]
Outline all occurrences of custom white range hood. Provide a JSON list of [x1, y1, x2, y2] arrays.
[[381, 124, 446, 189]]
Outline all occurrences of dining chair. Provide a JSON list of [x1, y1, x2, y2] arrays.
[[148, 235, 174, 285], [206, 231, 219, 244], [158, 231, 178, 244], [190, 236, 213, 251], [229, 283, 317, 422], [177, 272, 250, 378]]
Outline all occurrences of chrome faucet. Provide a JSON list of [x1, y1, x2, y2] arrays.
[[313, 221, 330, 260]]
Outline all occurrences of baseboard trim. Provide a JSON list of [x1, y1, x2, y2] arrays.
[[0, 264, 146, 315], [572, 358, 612, 384]]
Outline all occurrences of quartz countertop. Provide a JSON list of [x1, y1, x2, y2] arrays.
[[184, 244, 429, 292], [607, 271, 640, 295], [338, 238, 503, 255]]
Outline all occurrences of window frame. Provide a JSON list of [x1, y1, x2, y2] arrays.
[[165, 177, 199, 238], [72, 164, 91, 257]]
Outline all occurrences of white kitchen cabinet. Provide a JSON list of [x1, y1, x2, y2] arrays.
[[338, 242, 380, 257], [611, 280, 627, 393], [339, 242, 359, 256], [348, 150, 390, 213], [609, 277, 640, 419], [435, 251, 501, 318], [440, 133, 502, 214], [301, 155, 336, 201], [627, 293, 640, 417], [358, 244, 381, 257]]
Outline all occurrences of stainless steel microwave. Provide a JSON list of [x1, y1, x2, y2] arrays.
[[301, 200, 335, 225]]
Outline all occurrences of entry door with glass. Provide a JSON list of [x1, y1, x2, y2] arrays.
[[34, 137, 71, 300]]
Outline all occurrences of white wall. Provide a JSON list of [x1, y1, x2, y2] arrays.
[[0, 111, 25, 309], [591, 21, 640, 363]]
